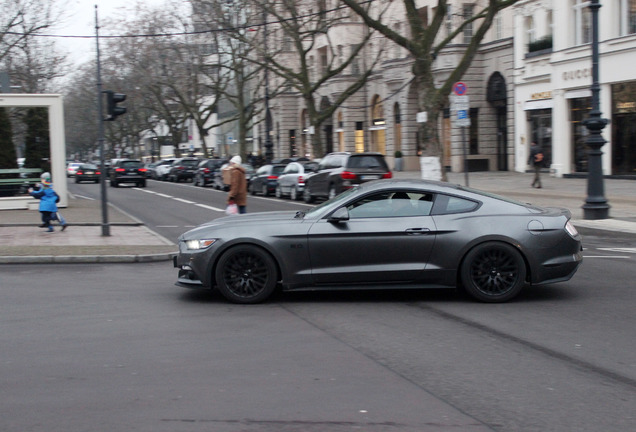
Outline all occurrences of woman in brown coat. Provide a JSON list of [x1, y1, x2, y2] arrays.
[[227, 155, 248, 213]]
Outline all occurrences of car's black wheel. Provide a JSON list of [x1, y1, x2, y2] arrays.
[[303, 185, 314, 203], [215, 245, 278, 304], [262, 184, 269, 196], [110, 180, 118, 187], [249, 183, 257, 195], [328, 184, 338, 200], [95, 179, 100, 183], [290, 187, 299, 201], [275, 185, 282, 198], [75, 178, 79, 183], [138, 180, 146, 187], [460, 242, 526, 303]]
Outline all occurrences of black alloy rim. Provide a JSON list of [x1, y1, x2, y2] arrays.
[[221, 251, 270, 299], [469, 248, 520, 296]]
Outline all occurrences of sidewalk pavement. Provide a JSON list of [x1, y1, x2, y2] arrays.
[[1, 170, 634, 264]]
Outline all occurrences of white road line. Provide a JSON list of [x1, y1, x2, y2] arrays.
[[173, 198, 195, 204], [195, 203, 224, 212], [583, 256, 630, 259], [156, 225, 179, 228], [156, 193, 173, 198], [597, 248, 636, 254]]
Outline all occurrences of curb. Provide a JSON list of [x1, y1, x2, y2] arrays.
[[0, 252, 177, 265]]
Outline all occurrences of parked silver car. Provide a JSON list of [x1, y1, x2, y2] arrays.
[[275, 161, 319, 200]]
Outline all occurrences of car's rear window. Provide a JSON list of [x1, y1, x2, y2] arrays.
[[182, 159, 199, 167], [272, 165, 286, 175], [347, 155, 388, 170], [120, 161, 142, 168]]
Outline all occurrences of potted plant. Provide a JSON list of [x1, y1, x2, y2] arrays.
[[394, 150, 403, 171]]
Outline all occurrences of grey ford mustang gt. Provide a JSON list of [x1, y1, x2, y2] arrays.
[[174, 179, 583, 304]]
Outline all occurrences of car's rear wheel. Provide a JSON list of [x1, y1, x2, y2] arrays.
[[215, 245, 278, 304], [262, 184, 269, 196], [275, 185, 282, 198], [290, 187, 299, 201], [328, 184, 338, 200], [110, 180, 118, 187], [249, 183, 257, 195], [460, 242, 526, 303], [138, 180, 146, 187], [303, 185, 314, 203]]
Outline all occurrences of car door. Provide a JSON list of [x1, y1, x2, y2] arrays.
[[306, 190, 437, 284]]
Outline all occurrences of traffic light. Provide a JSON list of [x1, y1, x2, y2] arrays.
[[104, 90, 127, 121]]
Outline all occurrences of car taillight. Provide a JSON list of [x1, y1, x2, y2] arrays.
[[298, 176, 304, 184], [76, 171, 83, 175], [115, 168, 125, 172], [96, 171, 101, 175], [382, 172, 393, 179], [139, 168, 147, 172], [203, 168, 210, 174], [341, 171, 357, 180], [267, 175, 278, 180]]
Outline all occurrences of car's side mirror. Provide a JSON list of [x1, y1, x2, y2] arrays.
[[328, 207, 350, 223]]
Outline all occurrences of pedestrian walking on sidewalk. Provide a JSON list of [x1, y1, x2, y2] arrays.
[[28, 179, 67, 232], [528, 141, 544, 188], [227, 155, 247, 214]]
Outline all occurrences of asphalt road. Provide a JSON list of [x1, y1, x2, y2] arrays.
[[1, 179, 633, 431]]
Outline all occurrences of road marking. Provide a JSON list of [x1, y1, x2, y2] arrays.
[[156, 193, 173, 198], [597, 248, 636, 254], [195, 203, 224, 212], [173, 198, 195, 204], [583, 256, 630, 259]]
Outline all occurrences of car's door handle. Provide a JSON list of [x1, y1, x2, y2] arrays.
[[405, 228, 431, 235]]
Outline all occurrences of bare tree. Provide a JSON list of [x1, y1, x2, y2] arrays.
[[242, 0, 382, 157], [341, 0, 519, 179]]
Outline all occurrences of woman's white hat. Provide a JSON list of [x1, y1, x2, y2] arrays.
[[230, 155, 242, 165]]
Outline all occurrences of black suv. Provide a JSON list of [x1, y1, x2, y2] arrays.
[[110, 159, 146, 187], [168, 157, 200, 182], [303, 152, 391, 203], [194, 158, 227, 187]]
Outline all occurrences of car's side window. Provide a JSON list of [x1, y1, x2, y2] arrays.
[[347, 191, 434, 218], [431, 194, 479, 215]]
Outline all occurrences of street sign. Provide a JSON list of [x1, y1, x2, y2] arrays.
[[416, 111, 428, 123], [453, 82, 468, 96], [456, 110, 471, 127]]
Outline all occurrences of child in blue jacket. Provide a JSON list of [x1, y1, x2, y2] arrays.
[[29, 179, 67, 232]]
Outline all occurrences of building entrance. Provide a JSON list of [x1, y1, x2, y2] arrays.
[[528, 109, 552, 167]]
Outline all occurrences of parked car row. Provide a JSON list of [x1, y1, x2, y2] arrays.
[[247, 152, 392, 202]]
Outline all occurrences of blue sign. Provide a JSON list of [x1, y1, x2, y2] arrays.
[[457, 110, 468, 119]]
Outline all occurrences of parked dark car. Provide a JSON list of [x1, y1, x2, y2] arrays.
[[109, 159, 146, 187], [303, 152, 392, 203], [74, 163, 101, 183], [275, 161, 319, 200], [248, 163, 286, 196], [194, 158, 227, 187], [174, 179, 583, 304], [144, 161, 161, 179], [168, 157, 200, 182]]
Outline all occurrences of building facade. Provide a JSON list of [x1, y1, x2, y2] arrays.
[[257, 0, 516, 173], [514, 0, 636, 177]]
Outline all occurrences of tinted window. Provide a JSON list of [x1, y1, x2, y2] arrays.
[[347, 155, 388, 169], [120, 161, 142, 168], [272, 165, 286, 175], [347, 191, 433, 218], [182, 159, 199, 167], [81, 164, 98, 170], [432, 194, 479, 215]]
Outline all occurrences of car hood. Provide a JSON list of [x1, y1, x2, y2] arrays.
[[179, 211, 302, 239]]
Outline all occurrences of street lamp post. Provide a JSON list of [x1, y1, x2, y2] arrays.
[[582, 0, 610, 220]]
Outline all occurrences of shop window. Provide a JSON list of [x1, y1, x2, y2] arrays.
[[570, 98, 591, 172], [355, 122, 365, 153]]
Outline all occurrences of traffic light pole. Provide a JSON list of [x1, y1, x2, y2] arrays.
[[95, 5, 110, 236]]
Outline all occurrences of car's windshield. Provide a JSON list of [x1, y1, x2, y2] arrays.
[[81, 164, 98, 170], [120, 161, 142, 168]]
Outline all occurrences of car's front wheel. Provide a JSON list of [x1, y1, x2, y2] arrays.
[[215, 245, 278, 304], [460, 242, 526, 303], [303, 185, 314, 203], [275, 185, 282, 198]]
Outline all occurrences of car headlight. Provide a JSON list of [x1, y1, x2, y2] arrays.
[[184, 239, 217, 250], [565, 221, 579, 238]]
